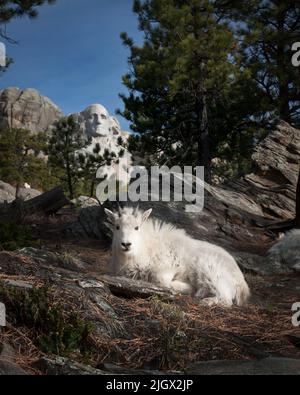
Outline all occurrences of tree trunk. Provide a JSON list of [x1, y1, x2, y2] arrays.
[[66, 161, 74, 200], [277, 5, 291, 123], [197, 95, 212, 184], [296, 167, 300, 228], [90, 178, 96, 198]]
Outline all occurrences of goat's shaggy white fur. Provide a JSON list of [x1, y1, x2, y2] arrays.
[[269, 229, 300, 271], [105, 207, 250, 307]]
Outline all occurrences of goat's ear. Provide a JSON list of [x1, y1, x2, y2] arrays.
[[142, 209, 152, 223], [104, 209, 116, 224]]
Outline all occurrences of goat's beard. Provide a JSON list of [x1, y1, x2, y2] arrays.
[[116, 246, 136, 261]]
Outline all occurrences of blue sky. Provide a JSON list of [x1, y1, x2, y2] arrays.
[[0, 0, 142, 131]]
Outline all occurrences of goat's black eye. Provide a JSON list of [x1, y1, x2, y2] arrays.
[[135, 226, 139, 231], [116, 226, 120, 230]]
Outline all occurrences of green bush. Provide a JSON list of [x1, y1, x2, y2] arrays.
[[0, 222, 36, 251], [0, 284, 94, 356]]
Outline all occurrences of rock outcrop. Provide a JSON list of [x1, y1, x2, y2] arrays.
[[0, 180, 41, 203], [0, 88, 62, 133], [228, 121, 300, 219]]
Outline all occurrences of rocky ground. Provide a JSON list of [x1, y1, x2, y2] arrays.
[[0, 210, 299, 376]]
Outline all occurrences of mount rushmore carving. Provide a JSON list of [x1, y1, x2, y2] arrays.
[[0, 87, 130, 161]]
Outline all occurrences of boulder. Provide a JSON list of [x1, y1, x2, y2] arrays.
[[71, 196, 99, 208], [0, 181, 15, 203], [34, 357, 108, 375], [0, 360, 28, 375], [0, 343, 28, 375], [17, 187, 41, 201], [0, 181, 41, 203]]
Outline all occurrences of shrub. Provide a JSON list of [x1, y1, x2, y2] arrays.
[[0, 222, 36, 251], [0, 284, 94, 355]]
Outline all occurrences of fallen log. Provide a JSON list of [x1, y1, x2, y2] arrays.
[[99, 275, 173, 300], [0, 187, 69, 222], [21, 187, 69, 216]]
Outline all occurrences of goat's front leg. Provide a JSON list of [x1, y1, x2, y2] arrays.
[[198, 296, 233, 308], [157, 272, 192, 295], [170, 280, 193, 295]]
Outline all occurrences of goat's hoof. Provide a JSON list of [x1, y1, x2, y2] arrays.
[[198, 297, 232, 308]]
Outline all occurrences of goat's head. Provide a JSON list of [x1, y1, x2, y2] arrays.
[[105, 207, 152, 255]]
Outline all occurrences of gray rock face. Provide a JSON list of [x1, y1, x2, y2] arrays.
[[34, 357, 108, 376], [229, 121, 300, 219], [0, 343, 28, 376], [268, 230, 300, 272], [187, 358, 300, 375], [0, 180, 41, 203], [0, 180, 15, 203], [0, 87, 62, 133], [71, 196, 99, 209]]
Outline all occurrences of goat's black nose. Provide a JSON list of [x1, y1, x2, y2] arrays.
[[122, 242, 132, 249]]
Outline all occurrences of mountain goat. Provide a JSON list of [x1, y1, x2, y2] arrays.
[[269, 229, 300, 271], [105, 207, 250, 307]]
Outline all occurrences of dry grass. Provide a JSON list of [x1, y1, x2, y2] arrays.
[[1, 271, 299, 374], [88, 285, 299, 372]]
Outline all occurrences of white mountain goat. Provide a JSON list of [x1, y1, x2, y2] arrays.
[[105, 207, 250, 307], [269, 229, 300, 271]]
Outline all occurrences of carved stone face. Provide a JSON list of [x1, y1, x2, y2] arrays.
[[110, 116, 122, 135], [81, 104, 111, 137]]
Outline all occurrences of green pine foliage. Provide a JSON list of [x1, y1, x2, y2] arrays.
[[0, 222, 36, 251], [221, 0, 300, 126], [0, 128, 50, 191], [47, 116, 91, 200], [119, 0, 251, 181], [120, 0, 300, 181], [0, 284, 94, 356], [80, 143, 117, 198], [0, 1, 56, 23]]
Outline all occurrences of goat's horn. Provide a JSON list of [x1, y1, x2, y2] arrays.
[[117, 202, 122, 217]]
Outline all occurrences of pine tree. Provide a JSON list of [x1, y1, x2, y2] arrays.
[[0, 128, 47, 195], [47, 116, 90, 200], [222, 0, 300, 125], [0, 0, 56, 24], [82, 143, 117, 198], [120, 0, 242, 182]]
